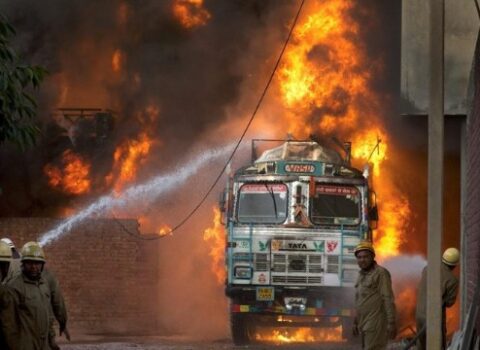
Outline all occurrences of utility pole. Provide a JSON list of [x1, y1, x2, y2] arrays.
[[427, 0, 444, 348]]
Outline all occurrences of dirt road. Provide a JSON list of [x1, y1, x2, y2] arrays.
[[58, 335, 407, 349]]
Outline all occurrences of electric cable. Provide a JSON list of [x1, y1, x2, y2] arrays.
[[113, 0, 306, 240]]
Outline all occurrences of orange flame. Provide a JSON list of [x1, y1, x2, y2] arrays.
[[275, 0, 410, 258], [203, 207, 226, 284], [395, 285, 459, 339], [109, 133, 152, 192], [255, 326, 343, 343], [279, 1, 373, 137], [138, 216, 172, 236], [351, 129, 387, 177], [351, 129, 410, 257], [395, 286, 417, 338], [172, 0, 211, 29], [44, 150, 91, 195], [446, 298, 460, 337], [112, 49, 124, 73], [158, 224, 172, 237]]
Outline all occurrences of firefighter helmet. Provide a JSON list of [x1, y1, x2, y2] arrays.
[[21, 242, 46, 263], [1, 238, 15, 249], [0, 241, 12, 262], [442, 247, 460, 266], [354, 241, 375, 257]]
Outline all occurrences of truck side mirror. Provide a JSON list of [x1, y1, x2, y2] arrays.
[[368, 190, 378, 228], [369, 205, 378, 221], [368, 205, 378, 230], [219, 190, 226, 212]]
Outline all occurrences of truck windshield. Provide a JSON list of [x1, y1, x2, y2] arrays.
[[237, 183, 288, 224], [310, 184, 360, 225]]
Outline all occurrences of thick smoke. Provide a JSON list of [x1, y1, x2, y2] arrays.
[[0, 0, 296, 339], [0, 0, 462, 339], [0, 0, 295, 216]]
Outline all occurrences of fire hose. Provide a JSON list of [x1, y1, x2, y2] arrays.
[[403, 302, 447, 350], [402, 324, 426, 350]]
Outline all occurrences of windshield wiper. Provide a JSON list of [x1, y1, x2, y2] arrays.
[[265, 183, 278, 219]]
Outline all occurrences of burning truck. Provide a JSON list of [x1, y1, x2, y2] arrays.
[[220, 139, 379, 344]]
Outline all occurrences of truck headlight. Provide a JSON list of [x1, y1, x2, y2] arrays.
[[234, 266, 252, 279]]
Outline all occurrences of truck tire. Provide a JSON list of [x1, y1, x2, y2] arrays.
[[230, 312, 250, 345]]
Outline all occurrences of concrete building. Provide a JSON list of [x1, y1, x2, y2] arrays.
[[402, 0, 479, 347]]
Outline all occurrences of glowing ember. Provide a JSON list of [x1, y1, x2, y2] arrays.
[[110, 133, 152, 192], [255, 326, 344, 343], [172, 0, 211, 29], [112, 49, 124, 73], [44, 150, 91, 195], [203, 207, 226, 284], [158, 224, 172, 236], [137, 216, 172, 236]]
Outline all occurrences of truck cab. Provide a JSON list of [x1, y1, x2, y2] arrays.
[[222, 140, 377, 344]]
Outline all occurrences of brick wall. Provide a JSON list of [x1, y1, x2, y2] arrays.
[[465, 30, 480, 331], [0, 218, 160, 335]]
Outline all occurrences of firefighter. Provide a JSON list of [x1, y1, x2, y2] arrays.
[[353, 241, 396, 350], [2, 238, 69, 346], [415, 247, 459, 350], [0, 238, 21, 281], [21, 241, 69, 349], [7, 242, 53, 350], [0, 241, 19, 349]]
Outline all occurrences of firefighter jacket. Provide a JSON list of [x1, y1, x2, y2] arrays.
[[5, 258, 20, 282], [0, 285, 20, 349], [355, 262, 396, 349], [5, 262, 67, 329], [415, 263, 459, 321], [43, 270, 67, 329], [7, 272, 53, 350]]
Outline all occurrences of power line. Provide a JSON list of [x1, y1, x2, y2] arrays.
[[114, 0, 306, 240]]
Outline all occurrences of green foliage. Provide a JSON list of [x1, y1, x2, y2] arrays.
[[0, 13, 47, 150]]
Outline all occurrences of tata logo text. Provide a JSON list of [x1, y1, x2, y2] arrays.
[[288, 243, 308, 250], [284, 163, 316, 173]]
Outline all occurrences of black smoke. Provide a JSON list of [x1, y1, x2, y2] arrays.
[[0, 0, 295, 216]]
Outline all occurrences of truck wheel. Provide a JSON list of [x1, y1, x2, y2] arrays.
[[230, 312, 250, 345]]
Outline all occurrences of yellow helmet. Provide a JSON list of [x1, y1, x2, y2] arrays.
[[0, 238, 15, 249], [0, 241, 12, 262], [442, 247, 460, 266], [354, 241, 375, 256], [21, 242, 46, 263]]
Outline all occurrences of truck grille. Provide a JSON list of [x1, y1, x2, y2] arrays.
[[255, 253, 268, 271], [271, 253, 323, 285], [232, 253, 269, 272], [327, 255, 339, 273], [272, 276, 323, 284]]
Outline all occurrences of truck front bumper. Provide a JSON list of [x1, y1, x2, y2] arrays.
[[226, 285, 355, 318]]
